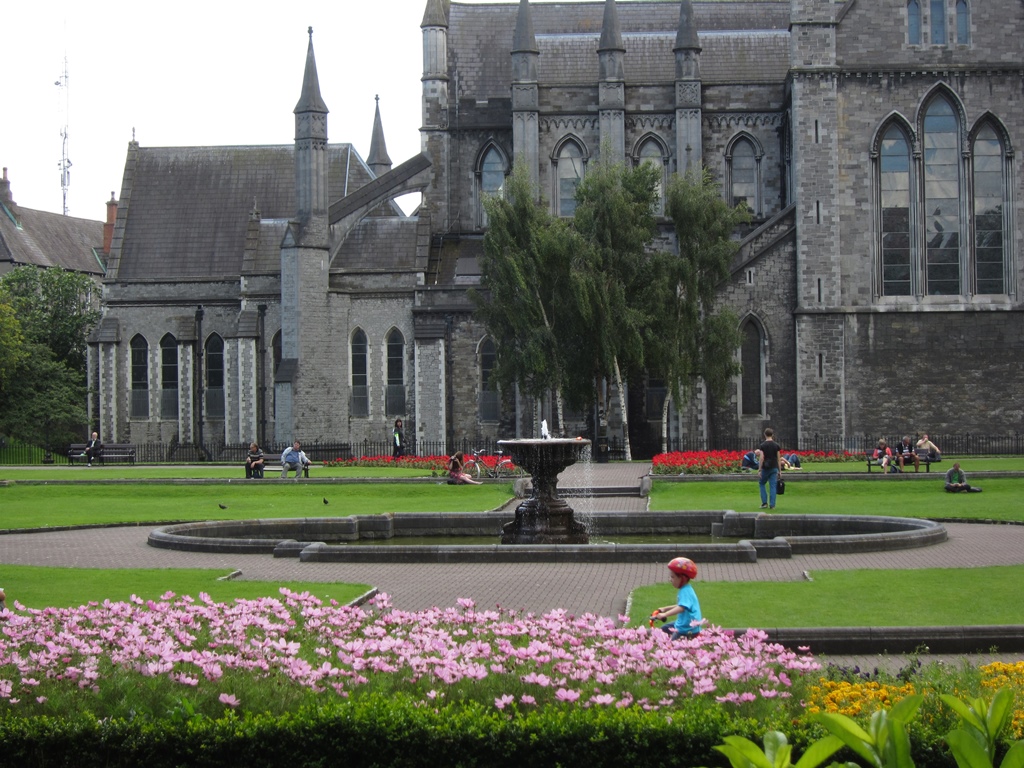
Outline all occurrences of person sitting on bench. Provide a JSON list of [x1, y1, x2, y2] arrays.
[[916, 433, 942, 461], [895, 436, 920, 472], [245, 442, 265, 479], [84, 432, 103, 467], [873, 438, 894, 472], [280, 440, 311, 479]]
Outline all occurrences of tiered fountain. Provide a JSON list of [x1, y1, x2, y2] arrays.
[[498, 438, 590, 544]]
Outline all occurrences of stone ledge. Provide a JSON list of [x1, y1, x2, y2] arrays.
[[757, 625, 1024, 655]]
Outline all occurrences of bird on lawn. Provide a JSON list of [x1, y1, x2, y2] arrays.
[[218, 503, 228, 510], [322, 497, 329, 505]]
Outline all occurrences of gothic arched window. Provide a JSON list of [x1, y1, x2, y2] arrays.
[[637, 138, 667, 215], [130, 334, 149, 419], [879, 124, 913, 296], [554, 140, 585, 217], [739, 320, 764, 416], [972, 124, 1006, 295], [477, 146, 506, 227], [930, 0, 947, 44], [727, 136, 760, 216], [908, 0, 922, 43], [160, 333, 178, 419], [479, 337, 499, 422], [923, 97, 961, 295], [386, 328, 406, 416], [955, 0, 970, 43], [204, 334, 225, 419], [351, 329, 368, 418]]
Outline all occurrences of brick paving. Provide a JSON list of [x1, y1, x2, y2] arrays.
[[2, 463, 1022, 670]]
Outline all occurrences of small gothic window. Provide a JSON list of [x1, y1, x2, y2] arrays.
[[955, 0, 969, 43], [908, 0, 922, 43], [729, 138, 758, 213], [973, 125, 1005, 295], [923, 97, 961, 295], [637, 139, 666, 215], [930, 0, 947, 44], [130, 334, 149, 419], [160, 334, 178, 419], [555, 141, 584, 217], [880, 125, 913, 296], [479, 337, 499, 422], [351, 329, 368, 418], [204, 334, 225, 419], [386, 329, 406, 416], [740, 321, 764, 416]]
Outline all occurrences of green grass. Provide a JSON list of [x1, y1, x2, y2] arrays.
[[650, 476, 1023, 520], [629, 565, 1024, 628], [0, 482, 514, 528], [796, 457, 1024, 472], [0, 465, 439, 481], [0, 564, 370, 610]]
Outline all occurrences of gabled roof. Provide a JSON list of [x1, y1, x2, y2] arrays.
[[449, 1, 792, 96], [111, 143, 377, 280], [0, 200, 105, 276]]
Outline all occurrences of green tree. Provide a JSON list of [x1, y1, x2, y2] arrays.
[[474, 164, 587, 431], [650, 169, 749, 451], [570, 156, 661, 459], [0, 296, 28, 393], [0, 265, 99, 371], [0, 342, 87, 450]]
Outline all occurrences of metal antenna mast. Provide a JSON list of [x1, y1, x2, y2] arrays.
[[55, 55, 72, 215]]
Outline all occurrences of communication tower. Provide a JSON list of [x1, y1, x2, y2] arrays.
[[55, 56, 72, 215]]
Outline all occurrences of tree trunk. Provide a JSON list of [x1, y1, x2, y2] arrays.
[[613, 356, 632, 461], [661, 390, 673, 454]]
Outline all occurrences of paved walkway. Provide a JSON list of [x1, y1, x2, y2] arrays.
[[3, 462, 1022, 670]]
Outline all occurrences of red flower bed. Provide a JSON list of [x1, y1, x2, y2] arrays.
[[651, 449, 857, 475]]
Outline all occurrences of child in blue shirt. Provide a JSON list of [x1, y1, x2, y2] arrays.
[[652, 557, 703, 638]]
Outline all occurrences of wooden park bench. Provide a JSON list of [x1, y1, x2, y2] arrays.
[[67, 443, 137, 465], [261, 453, 310, 479], [866, 448, 939, 473]]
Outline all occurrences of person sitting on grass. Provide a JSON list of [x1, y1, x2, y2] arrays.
[[447, 452, 482, 485], [741, 450, 761, 470], [781, 452, 801, 470], [944, 462, 982, 493], [651, 557, 702, 639]]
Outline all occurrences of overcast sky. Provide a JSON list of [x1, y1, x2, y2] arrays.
[[3, 0, 585, 221]]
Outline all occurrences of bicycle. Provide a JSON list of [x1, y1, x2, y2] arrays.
[[463, 448, 521, 479]]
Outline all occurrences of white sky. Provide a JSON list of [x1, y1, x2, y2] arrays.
[[2, 0, 587, 220]]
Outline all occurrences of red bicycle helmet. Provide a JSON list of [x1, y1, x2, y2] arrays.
[[667, 557, 698, 580]]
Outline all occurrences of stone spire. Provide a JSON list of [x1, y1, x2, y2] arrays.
[[597, 0, 625, 81], [597, 0, 625, 162], [674, 0, 703, 176], [293, 26, 329, 224], [512, 0, 540, 189], [367, 95, 393, 177]]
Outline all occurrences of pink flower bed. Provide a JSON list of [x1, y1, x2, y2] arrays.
[[0, 591, 818, 712]]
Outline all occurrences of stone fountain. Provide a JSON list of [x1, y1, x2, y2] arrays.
[[498, 438, 590, 544]]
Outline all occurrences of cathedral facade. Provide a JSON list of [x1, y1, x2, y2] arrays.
[[90, 0, 1023, 458]]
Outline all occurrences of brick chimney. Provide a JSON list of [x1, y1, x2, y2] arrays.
[[103, 192, 117, 254]]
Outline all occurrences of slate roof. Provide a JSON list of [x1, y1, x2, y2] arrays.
[[449, 1, 793, 95], [0, 201, 105, 276], [334, 217, 421, 271], [113, 143, 378, 281]]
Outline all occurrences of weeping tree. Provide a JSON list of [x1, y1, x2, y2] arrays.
[[473, 164, 588, 434], [569, 157, 661, 460], [649, 169, 751, 452]]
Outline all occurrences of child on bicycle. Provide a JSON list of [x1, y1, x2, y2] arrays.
[[650, 557, 703, 639], [448, 451, 482, 484]]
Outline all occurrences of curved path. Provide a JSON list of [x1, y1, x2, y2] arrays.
[[2, 464, 1022, 668]]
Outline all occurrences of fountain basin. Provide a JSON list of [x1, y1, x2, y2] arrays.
[[147, 511, 947, 563]]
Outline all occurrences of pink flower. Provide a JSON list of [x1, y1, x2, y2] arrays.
[[494, 694, 514, 710], [555, 688, 580, 702], [218, 693, 240, 708]]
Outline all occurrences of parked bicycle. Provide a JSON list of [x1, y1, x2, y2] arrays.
[[463, 448, 521, 479]]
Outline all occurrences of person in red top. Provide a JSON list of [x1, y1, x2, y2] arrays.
[[873, 438, 893, 472]]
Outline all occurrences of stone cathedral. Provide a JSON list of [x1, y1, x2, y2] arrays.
[[90, 0, 1023, 458]]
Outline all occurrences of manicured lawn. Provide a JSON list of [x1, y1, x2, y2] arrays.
[[629, 565, 1024, 628], [0, 482, 514, 529], [650, 476, 1023, 520], [0, 465, 438, 481], [0, 564, 370, 610]]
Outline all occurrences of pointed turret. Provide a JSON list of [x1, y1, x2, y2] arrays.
[[597, 0, 625, 162], [422, 0, 451, 227], [674, 0, 703, 176], [367, 96, 393, 177], [293, 27, 329, 224], [512, 0, 540, 189], [294, 26, 328, 116]]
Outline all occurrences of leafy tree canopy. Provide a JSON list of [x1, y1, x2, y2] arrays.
[[0, 295, 28, 393], [0, 342, 87, 448]]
